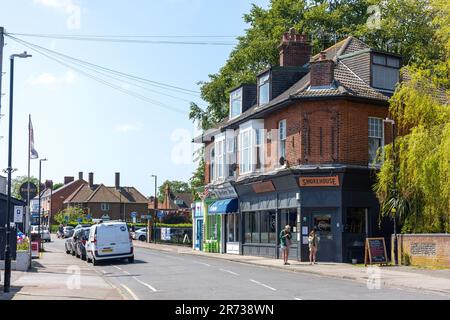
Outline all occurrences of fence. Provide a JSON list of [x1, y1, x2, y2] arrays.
[[153, 227, 192, 246]]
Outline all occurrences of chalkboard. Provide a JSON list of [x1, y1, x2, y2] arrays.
[[365, 237, 388, 265]]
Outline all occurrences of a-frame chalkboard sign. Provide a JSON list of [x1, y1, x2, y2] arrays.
[[364, 237, 388, 266]]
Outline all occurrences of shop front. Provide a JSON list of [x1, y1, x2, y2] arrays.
[[208, 198, 239, 254], [235, 166, 383, 263], [193, 202, 204, 251]]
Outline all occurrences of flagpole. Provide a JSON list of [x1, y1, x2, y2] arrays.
[[27, 114, 31, 258]]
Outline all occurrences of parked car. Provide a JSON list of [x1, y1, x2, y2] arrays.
[[65, 228, 82, 255], [31, 226, 51, 242], [75, 228, 91, 260], [134, 228, 147, 241], [63, 226, 74, 238], [75, 224, 92, 230], [86, 221, 134, 266]]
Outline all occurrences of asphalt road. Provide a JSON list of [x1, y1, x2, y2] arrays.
[[49, 238, 448, 300]]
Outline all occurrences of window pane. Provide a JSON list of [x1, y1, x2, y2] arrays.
[[372, 64, 399, 90], [387, 57, 400, 68], [244, 213, 251, 243], [369, 118, 382, 138], [345, 208, 366, 234], [368, 137, 381, 163], [269, 211, 276, 243], [260, 211, 269, 243], [259, 83, 270, 105], [373, 54, 386, 65], [251, 212, 260, 243]]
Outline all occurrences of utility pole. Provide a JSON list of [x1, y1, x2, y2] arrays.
[[0, 27, 5, 124]]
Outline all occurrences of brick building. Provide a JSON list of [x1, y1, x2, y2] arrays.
[[193, 28, 401, 262], [64, 172, 148, 221]]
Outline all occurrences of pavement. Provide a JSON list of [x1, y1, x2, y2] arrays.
[[133, 240, 450, 296], [0, 237, 124, 300]]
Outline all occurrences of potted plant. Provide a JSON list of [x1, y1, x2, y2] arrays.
[[16, 235, 31, 271]]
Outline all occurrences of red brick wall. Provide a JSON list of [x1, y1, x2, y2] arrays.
[[397, 234, 450, 267], [85, 203, 148, 221], [204, 141, 213, 184]]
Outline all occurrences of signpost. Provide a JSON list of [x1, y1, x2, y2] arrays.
[[365, 237, 388, 266], [19, 182, 37, 200], [13, 206, 24, 224]]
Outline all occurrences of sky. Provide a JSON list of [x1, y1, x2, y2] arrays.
[[0, 0, 270, 197]]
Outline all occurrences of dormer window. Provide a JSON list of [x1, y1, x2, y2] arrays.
[[258, 73, 270, 106], [372, 53, 400, 91], [229, 88, 242, 119]]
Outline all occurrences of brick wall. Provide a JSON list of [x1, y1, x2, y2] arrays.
[[86, 203, 148, 221], [397, 234, 450, 267]]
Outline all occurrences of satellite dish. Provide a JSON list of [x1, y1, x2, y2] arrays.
[[231, 163, 238, 172], [279, 157, 286, 166]]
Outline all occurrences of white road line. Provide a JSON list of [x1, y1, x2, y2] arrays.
[[123, 270, 131, 275], [219, 268, 239, 276], [113, 266, 123, 271], [194, 262, 211, 267], [120, 284, 139, 300], [294, 297, 302, 300], [132, 276, 158, 292], [250, 279, 277, 291], [100, 269, 107, 274]]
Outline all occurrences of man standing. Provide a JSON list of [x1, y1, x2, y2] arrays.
[[280, 225, 292, 265]]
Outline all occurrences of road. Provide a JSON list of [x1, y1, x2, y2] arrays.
[[48, 238, 448, 300]]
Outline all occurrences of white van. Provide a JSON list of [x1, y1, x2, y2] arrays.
[[86, 221, 134, 265]]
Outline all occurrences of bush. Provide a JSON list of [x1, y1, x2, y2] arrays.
[[17, 238, 30, 251]]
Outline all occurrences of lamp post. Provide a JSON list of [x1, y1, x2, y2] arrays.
[[38, 158, 47, 251], [383, 117, 397, 265], [151, 175, 157, 244], [3, 51, 32, 293]]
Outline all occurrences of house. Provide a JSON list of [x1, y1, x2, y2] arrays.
[[192, 28, 401, 262], [35, 172, 88, 224], [148, 184, 193, 223], [64, 172, 148, 221]]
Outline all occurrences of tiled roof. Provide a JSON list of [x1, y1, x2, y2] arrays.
[[64, 183, 147, 204]]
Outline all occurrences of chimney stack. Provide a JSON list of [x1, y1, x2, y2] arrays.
[[88, 172, 94, 188], [78, 171, 84, 180], [278, 27, 311, 67], [115, 172, 120, 189], [64, 176, 74, 185], [310, 51, 335, 87]]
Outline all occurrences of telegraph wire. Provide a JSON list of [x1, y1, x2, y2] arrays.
[[7, 36, 189, 115], [5, 34, 201, 96]]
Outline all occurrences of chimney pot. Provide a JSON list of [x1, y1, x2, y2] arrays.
[[310, 56, 335, 87], [64, 176, 74, 185], [88, 172, 94, 188], [115, 172, 120, 189], [278, 27, 311, 67]]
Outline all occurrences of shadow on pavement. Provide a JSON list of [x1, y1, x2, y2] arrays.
[[0, 285, 23, 300]]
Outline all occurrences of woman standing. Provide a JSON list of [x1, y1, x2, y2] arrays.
[[308, 229, 318, 265], [280, 225, 292, 265]]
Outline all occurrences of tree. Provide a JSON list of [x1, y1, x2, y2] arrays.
[[54, 207, 87, 225], [12, 176, 40, 201], [53, 183, 64, 190], [374, 0, 450, 233], [158, 180, 191, 203]]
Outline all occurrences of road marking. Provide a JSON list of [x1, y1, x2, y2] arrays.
[[294, 297, 302, 300], [120, 284, 139, 300], [123, 270, 131, 275], [132, 276, 158, 292], [194, 262, 211, 267], [113, 266, 123, 271], [250, 279, 277, 291], [219, 268, 239, 276], [100, 269, 108, 274]]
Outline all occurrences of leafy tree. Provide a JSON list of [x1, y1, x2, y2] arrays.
[[12, 176, 40, 201], [158, 180, 191, 203], [374, 0, 450, 233], [53, 183, 64, 190], [54, 207, 87, 225]]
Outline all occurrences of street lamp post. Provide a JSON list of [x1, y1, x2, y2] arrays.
[[151, 175, 157, 244], [384, 117, 397, 265], [3, 51, 32, 293], [38, 158, 47, 251]]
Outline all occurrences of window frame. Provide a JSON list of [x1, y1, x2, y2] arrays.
[[278, 119, 287, 163], [210, 147, 215, 182], [215, 137, 226, 179], [239, 128, 252, 175], [368, 117, 384, 165], [371, 53, 400, 91], [229, 87, 243, 120], [258, 73, 270, 106]]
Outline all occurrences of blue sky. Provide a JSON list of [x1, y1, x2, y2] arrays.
[[0, 0, 269, 196]]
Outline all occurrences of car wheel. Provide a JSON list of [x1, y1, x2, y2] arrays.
[[71, 250, 76, 256], [92, 258, 98, 266], [128, 256, 134, 264], [81, 254, 86, 261], [66, 250, 70, 254], [139, 235, 146, 241]]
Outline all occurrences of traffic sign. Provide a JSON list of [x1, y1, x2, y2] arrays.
[[131, 212, 137, 218], [19, 182, 38, 200], [157, 211, 165, 218], [14, 206, 24, 223]]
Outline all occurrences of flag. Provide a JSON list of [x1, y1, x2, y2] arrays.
[[29, 117, 39, 159]]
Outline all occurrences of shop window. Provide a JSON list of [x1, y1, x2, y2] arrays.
[[227, 213, 240, 242], [280, 209, 298, 241], [345, 208, 366, 234]]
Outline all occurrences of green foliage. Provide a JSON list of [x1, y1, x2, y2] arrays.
[[17, 238, 30, 251], [158, 180, 191, 203], [52, 183, 64, 190], [12, 176, 39, 201], [374, 0, 450, 233], [54, 207, 88, 225]]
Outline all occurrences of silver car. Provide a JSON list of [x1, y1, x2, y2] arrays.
[[63, 226, 74, 238], [31, 225, 51, 242]]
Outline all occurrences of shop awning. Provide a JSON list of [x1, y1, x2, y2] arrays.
[[208, 198, 238, 215]]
